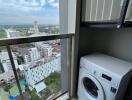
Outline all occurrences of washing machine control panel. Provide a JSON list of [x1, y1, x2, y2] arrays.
[[91, 67, 119, 88], [102, 74, 112, 81]]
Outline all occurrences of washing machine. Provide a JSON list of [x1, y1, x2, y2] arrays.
[[78, 53, 132, 100]]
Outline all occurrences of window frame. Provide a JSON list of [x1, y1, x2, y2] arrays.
[[80, 0, 130, 28], [0, 0, 76, 99]]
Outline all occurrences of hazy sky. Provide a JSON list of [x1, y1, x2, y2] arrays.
[[0, 0, 59, 25]]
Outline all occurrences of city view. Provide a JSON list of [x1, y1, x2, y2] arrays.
[[0, 0, 62, 100], [0, 21, 61, 100]]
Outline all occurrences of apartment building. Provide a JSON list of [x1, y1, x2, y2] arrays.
[[35, 43, 53, 58], [0, 51, 18, 72], [23, 57, 61, 93], [28, 48, 40, 61], [0, 51, 18, 84], [18, 47, 40, 63], [0, 70, 15, 84]]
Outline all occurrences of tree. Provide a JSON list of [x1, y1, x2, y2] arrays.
[[4, 84, 13, 92], [44, 72, 61, 93], [30, 89, 41, 100]]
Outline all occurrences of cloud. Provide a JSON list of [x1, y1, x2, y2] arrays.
[[40, 0, 46, 6], [0, 0, 59, 13], [0, 0, 42, 12], [19, 0, 40, 7], [47, 0, 59, 8], [0, 0, 59, 25], [0, 0, 59, 8]]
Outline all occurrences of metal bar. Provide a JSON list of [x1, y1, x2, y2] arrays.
[[119, 0, 130, 27], [60, 38, 68, 93], [82, 24, 118, 28], [95, 0, 99, 21], [81, 0, 87, 21], [82, 20, 118, 24], [71, 0, 81, 97], [101, 0, 105, 20], [81, 21, 118, 27], [81, 22, 118, 28], [6, 45, 24, 100], [53, 91, 68, 100], [67, 37, 72, 98], [0, 34, 74, 46], [90, 0, 93, 21], [79, 0, 87, 21], [124, 21, 132, 27], [109, 0, 114, 20], [70, 36, 77, 98]]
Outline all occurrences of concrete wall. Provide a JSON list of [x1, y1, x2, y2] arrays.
[[79, 27, 132, 63], [68, 0, 76, 33], [60, 0, 76, 34]]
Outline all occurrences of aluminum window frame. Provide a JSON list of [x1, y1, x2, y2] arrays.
[[80, 0, 130, 28]]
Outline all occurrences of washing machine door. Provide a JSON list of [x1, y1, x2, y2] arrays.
[[82, 74, 105, 100]]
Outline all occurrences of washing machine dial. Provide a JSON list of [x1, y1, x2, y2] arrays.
[[111, 87, 117, 93]]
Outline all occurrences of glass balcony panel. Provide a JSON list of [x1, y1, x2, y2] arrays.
[[0, 0, 60, 39], [11, 39, 68, 100]]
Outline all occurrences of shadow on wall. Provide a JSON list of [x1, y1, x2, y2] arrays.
[[79, 27, 132, 63]]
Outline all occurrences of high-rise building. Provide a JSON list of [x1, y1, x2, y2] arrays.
[[18, 47, 40, 63], [33, 21, 39, 34], [29, 47, 40, 61], [35, 43, 53, 58], [28, 21, 40, 34]]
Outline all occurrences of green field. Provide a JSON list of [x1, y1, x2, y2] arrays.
[[0, 88, 9, 100], [0, 81, 26, 100], [0, 84, 19, 100], [9, 84, 19, 96], [44, 72, 61, 93], [0, 31, 7, 38]]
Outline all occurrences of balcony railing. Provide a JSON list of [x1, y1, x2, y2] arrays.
[[0, 33, 74, 100]]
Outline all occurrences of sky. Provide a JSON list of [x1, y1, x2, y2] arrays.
[[0, 0, 59, 25]]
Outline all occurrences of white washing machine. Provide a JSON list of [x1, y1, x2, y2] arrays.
[[78, 53, 132, 100]]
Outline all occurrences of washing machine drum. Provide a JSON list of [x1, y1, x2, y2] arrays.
[[82, 74, 105, 100]]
